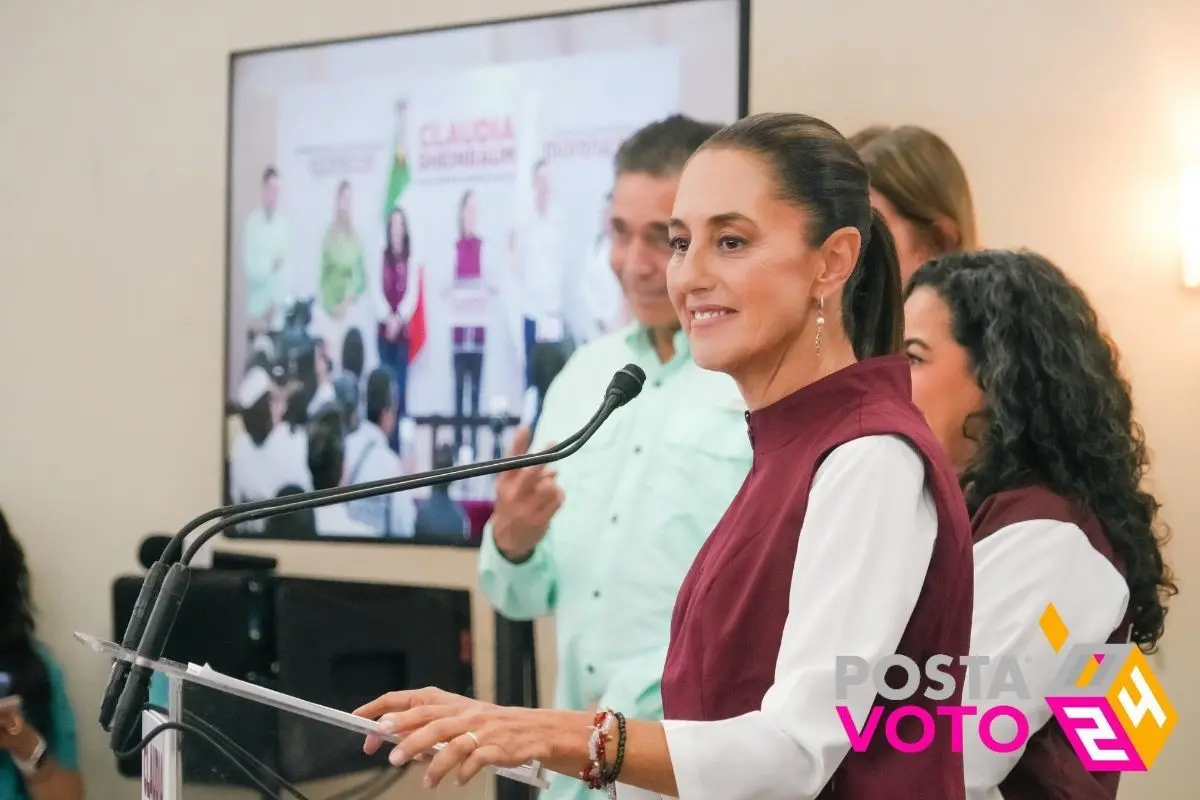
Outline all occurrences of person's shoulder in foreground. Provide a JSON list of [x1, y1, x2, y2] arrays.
[[33, 643, 79, 771], [0, 641, 83, 800]]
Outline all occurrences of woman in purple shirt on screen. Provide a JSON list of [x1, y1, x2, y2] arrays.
[[448, 190, 489, 452], [377, 206, 418, 452]]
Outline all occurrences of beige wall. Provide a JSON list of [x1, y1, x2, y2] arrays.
[[0, 1, 1197, 798]]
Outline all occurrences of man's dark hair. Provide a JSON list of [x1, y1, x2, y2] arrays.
[[614, 114, 723, 178], [341, 328, 365, 378], [530, 343, 570, 400], [432, 443, 457, 472], [240, 391, 274, 447], [307, 407, 346, 491], [331, 374, 360, 433], [365, 366, 398, 426], [265, 485, 316, 538], [263, 166, 278, 183]]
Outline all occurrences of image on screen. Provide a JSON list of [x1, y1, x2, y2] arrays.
[[223, 0, 749, 545]]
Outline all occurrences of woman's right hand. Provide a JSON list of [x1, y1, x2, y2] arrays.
[[490, 427, 563, 561], [0, 705, 41, 763]]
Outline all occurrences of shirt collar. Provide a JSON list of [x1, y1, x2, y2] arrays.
[[621, 322, 690, 364]]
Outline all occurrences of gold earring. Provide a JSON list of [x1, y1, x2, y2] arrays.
[[815, 296, 825, 356]]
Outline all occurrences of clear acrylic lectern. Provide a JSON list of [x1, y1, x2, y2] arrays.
[[75, 632, 549, 799]]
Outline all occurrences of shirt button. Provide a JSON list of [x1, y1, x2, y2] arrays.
[[586, 665, 595, 674], [633, 445, 642, 454], [610, 514, 618, 524], [653, 379, 663, 388], [593, 590, 601, 598]]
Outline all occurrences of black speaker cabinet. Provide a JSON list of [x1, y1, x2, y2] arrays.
[[111, 572, 473, 787], [271, 576, 473, 782], [111, 571, 276, 784]]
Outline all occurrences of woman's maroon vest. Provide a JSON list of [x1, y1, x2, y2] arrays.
[[661, 355, 974, 799], [973, 486, 1130, 800]]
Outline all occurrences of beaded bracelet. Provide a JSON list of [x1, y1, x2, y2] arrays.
[[580, 708, 629, 798], [601, 711, 627, 788], [581, 709, 614, 790]]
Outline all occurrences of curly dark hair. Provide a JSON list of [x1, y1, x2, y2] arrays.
[[905, 250, 1176, 652], [0, 507, 55, 740]]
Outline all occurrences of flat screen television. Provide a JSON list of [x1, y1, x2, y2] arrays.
[[223, 0, 750, 545]]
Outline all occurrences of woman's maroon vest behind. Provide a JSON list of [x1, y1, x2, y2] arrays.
[[973, 486, 1130, 800], [660, 355, 973, 799]]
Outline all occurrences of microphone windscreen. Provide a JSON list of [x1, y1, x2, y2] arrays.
[[138, 535, 177, 569], [607, 364, 647, 407]]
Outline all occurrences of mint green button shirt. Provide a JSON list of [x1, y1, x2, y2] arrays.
[[242, 206, 290, 321], [479, 324, 752, 800]]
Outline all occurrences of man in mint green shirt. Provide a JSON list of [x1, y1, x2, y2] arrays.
[[479, 116, 752, 800], [243, 166, 291, 332]]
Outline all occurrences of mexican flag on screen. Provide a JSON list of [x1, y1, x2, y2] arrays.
[[384, 102, 427, 362]]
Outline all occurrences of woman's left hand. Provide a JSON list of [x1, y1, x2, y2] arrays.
[[354, 687, 584, 788]]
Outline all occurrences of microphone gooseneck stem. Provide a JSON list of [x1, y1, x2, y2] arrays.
[[105, 364, 646, 752], [164, 435, 486, 563], [109, 564, 190, 750], [162, 363, 644, 566], [97, 561, 168, 731], [178, 393, 620, 565]]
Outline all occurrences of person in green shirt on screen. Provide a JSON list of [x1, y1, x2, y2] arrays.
[[320, 179, 367, 320], [243, 166, 291, 334], [478, 116, 753, 800]]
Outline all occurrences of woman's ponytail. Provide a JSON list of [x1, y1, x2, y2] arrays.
[[844, 209, 904, 359]]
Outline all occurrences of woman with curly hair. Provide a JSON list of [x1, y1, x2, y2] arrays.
[[0, 508, 83, 799], [903, 250, 1176, 799]]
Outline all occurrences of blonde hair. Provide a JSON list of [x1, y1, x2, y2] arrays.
[[853, 125, 978, 254]]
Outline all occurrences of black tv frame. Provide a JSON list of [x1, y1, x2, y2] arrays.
[[220, 0, 752, 548]]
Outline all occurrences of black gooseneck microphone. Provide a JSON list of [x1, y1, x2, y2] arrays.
[[102, 364, 646, 751]]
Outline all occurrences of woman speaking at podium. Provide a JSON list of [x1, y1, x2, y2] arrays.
[[355, 112, 974, 799]]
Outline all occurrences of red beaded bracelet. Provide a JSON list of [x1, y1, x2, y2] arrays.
[[581, 708, 615, 790]]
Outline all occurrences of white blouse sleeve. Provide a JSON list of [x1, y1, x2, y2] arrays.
[[964, 519, 1128, 799], [655, 434, 938, 800]]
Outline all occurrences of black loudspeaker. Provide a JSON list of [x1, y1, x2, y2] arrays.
[[111, 571, 277, 784], [271, 577, 473, 783], [111, 572, 473, 787]]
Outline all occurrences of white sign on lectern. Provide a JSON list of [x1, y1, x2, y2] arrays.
[[140, 707, 180, 800]]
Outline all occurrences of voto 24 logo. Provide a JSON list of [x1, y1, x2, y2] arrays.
[[833, 603, 1176, 770]]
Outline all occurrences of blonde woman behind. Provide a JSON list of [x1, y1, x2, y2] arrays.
[[851, 125, 978, 280]]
